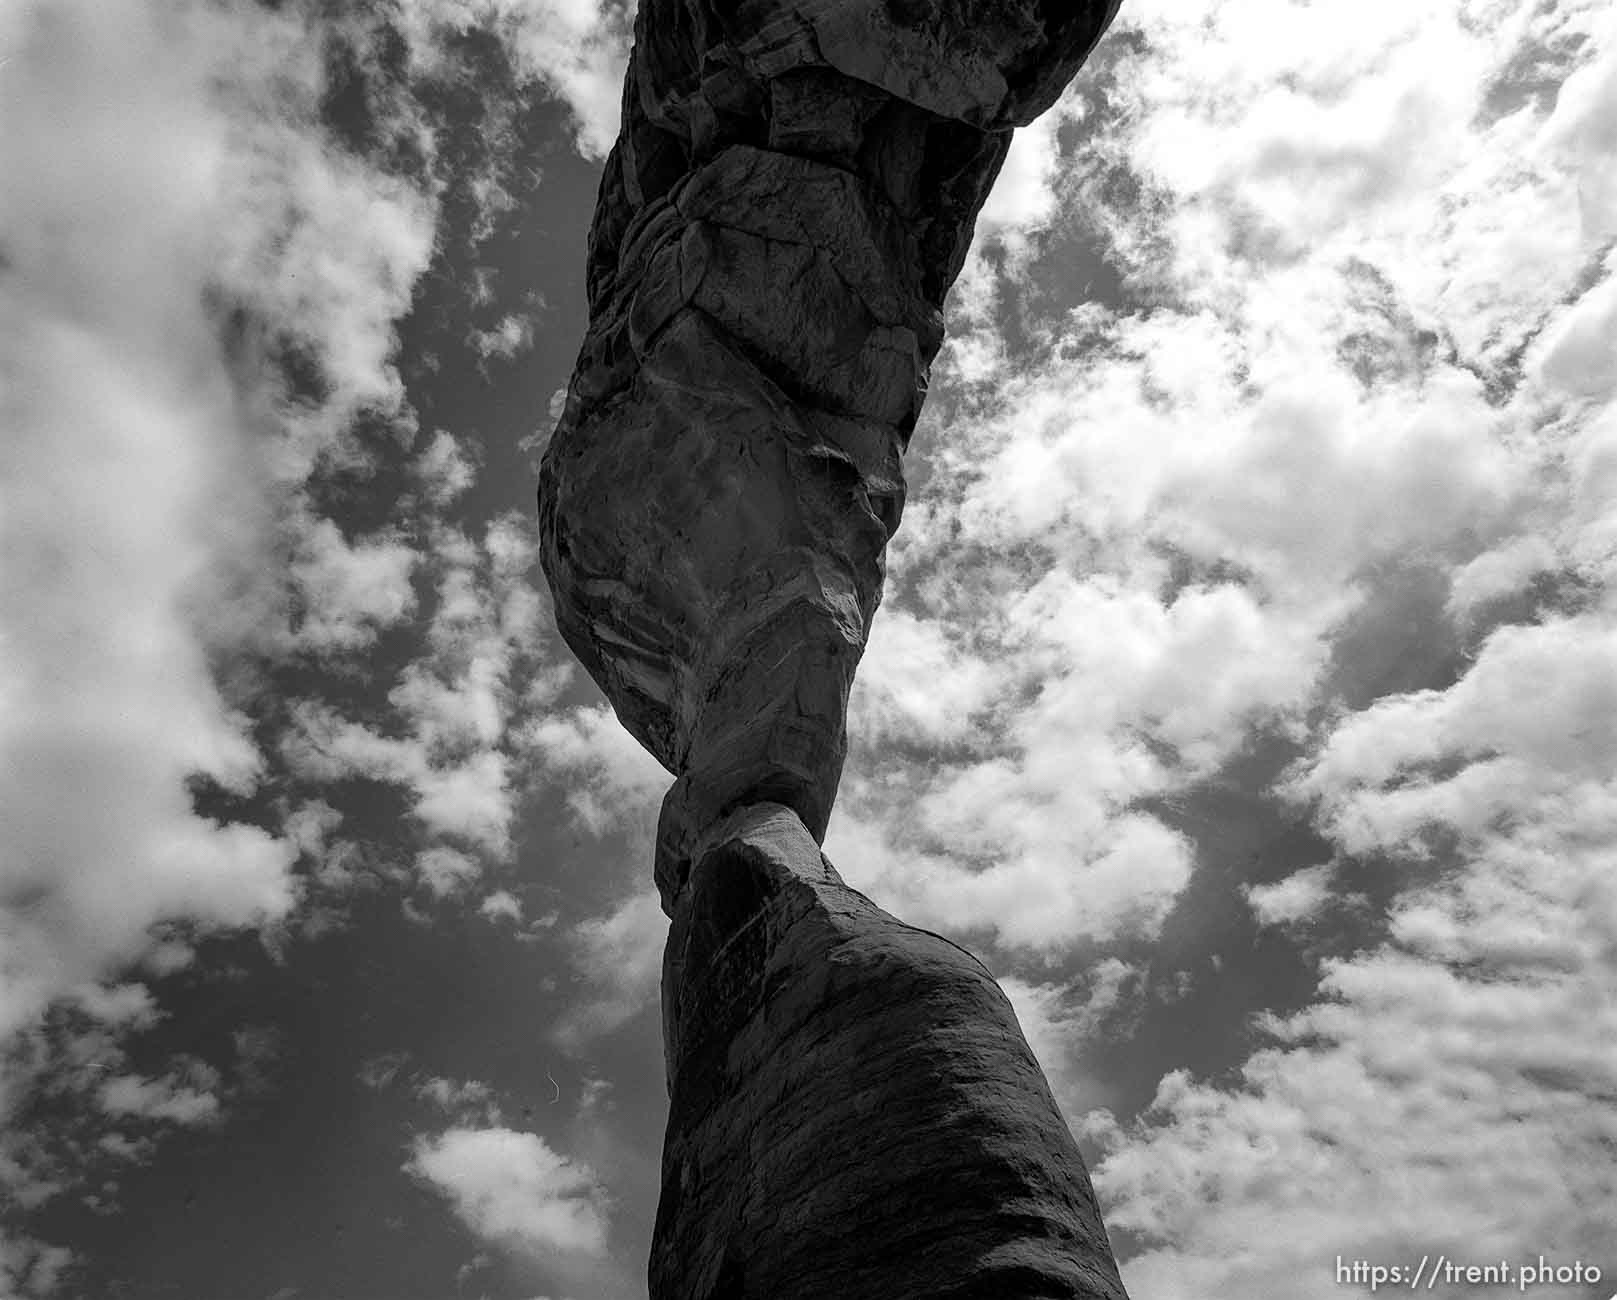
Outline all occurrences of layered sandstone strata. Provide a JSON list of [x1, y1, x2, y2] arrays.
[[535, 0, 1128, 1295]]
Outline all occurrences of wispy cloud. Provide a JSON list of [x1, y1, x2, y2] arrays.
[[518, 705, 670, 841], [550, 890, 667, 1053], [468, 311, 536, 364], [97, 1066, 222, 1127], [1002, 959, 1143, 1121]]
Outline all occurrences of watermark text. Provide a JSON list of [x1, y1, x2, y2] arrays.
[[1334, 1254, 1605, 1292]]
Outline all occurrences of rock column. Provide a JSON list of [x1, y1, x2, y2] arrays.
[[536, 1, 1129, 1295]]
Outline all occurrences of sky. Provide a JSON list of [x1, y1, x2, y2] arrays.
[[1, 0, 1614, 1297]]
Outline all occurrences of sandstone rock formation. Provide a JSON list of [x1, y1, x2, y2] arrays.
[[536, 0, 1129, 1295], [655, 804, 1127, 1299]]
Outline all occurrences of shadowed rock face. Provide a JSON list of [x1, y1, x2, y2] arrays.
[[536, 0, 1129, 1295], [657, 805, 1128, 1300]]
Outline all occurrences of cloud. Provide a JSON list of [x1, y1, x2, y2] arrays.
[[834, 573, 1335, 954], [407, 1127, 611, 1259], [468, 312, 536, 364], [66, 984, 160, 1032], [845, 608, 1002, 747], [1444, 535, 1560, 624], [519, 706, 670, 839], [416, 1076, 498, 1122], [1000, 960, 1141, 1121], [97, 1071, 221, 1127], [287, 519, 419, 654], [414, 430, 479, 508], [358, 1052, 412, 1092], [282, 514, 554, 866], [835, 14, 1574, 959], [829, 797, 1192, 957], [0, 0, 439, 1260], [391, 648, 505, 755], [1539, 19, 1617, 243], [1243, 865, 1336, 931], [283, 700, 511, 855], [0, 1236, 73, 1300], [1533, 244, 1617, 399], [1285, 615, 1617, 856], [975, 82, 1080, 263], [416, 846, 483, 899], [478, 890, 524, 924], [1092, 834, 1617, 1299], [1013, 8, 1617, 1288], [841, 1, 1611, 865], [391, 0, 631, 159], [551, 892, 667, 1052], [415, 751, 518, 854]]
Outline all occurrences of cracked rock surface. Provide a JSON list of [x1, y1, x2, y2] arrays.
[[535, 0, 1129, 1294]]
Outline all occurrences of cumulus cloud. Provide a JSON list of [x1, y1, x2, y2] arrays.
[[478, 890, 525, 924], [0, 0, 308, 1018], [287, 519, 419, 654], [407, 1126, 611, 1259], [416, 846, 484, 899], [414, 429, 479, 508], [828, 0, 1611, 906], [1243, 865, 1337, 931], [0, 0, 441, 1056], [282, 514, 553, 870], [1, 0, 634, 1274], [1286, 616, 1617, 855], [416, 1075, 498, 1120], [284, 699, 513, 856], [834, 571, 1335, 953], [0, 0, 443, 1270], [1444, 535, 1560, 624], [1093, 841, 1617, 1298], [391, 0, 630, 159], [846, 608, 1002, 747], [938, 3, 1617, 1293]]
